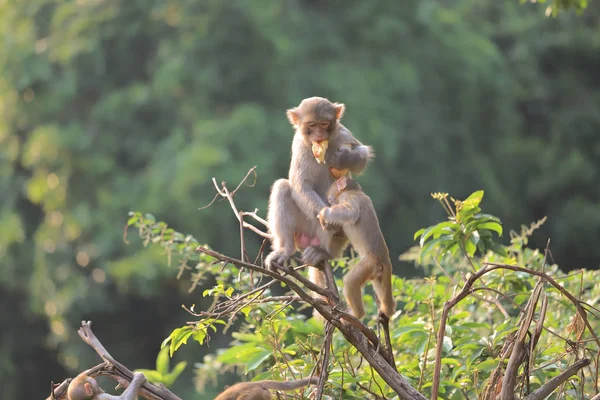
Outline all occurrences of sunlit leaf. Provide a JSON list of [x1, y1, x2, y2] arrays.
[[478, 221, 503, 236]]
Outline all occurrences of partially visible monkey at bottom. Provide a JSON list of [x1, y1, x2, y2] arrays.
[[214, 377, 318, 400], [66, 371, 147, 400], [317, 176, 395, 321]]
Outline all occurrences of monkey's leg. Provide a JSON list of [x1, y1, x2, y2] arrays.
[[373, 266, 396, 369], [266, 179, 301, 269], [303, 222, 348, 266], [342, 258, 375, 320], [372, 266, 395, 318]]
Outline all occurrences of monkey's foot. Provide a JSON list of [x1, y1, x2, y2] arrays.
[[265, 250, 291, 272], [302, 246, 330, 266], [378, 311, 390, 326]]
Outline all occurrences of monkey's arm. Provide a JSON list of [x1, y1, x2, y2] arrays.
[[319, 202, 360, 227], [289, 151, 329, 219], [116, 372, 147, 400], [329, 126, 373, 174]]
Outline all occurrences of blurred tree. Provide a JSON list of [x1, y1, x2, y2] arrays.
[[0, 0, 598, 397]]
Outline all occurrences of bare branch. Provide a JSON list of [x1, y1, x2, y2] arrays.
[[522, 358, 590, 400], [315, 323, 334, 399], [76, 321, 182, 400], [208, 170, 272, 239], [500, 280, 544, 400]]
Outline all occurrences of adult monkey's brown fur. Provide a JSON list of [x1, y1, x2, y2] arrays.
[[265, 97, 373, 308], [318, 176, 395, 321], [214, 377, 318, 400], [66, 371, 147, 400]]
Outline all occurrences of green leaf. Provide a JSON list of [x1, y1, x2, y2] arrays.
[[449, 311, 470, 323], [472, 213, 501, 223], [475, 358, 501, 372], [127, 214, 139, 226], [165, 361, 187, 386], [134, 370, 164, 383], [441, 358, 461, 367], [463, 190, 484, 210], [193, 330, 207, 346], [478, 221, 503, 236], [420, 236, 453, 262], [170, 329, 194, 356], [464, 238, 476, 257], [239, 305, 252, 317], [156, 346, 170, 375], [144, 213, 156, 223], [244, 348, 272, 373], [414, 228, 425, 241]]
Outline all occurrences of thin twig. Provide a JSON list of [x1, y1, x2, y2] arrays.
[[315, 323, 334, 399], [356, 383, 386, 400], [209, 171, 272, 239]]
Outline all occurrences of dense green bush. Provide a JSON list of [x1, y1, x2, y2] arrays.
[[127, 189, 600, 399]]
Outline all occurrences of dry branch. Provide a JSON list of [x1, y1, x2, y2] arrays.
[[206, 166, 272, 240], [44, 321, 181, 400], [522, 358, 590, 400], [500, 280, 545, 400]]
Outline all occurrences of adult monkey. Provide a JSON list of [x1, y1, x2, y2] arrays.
[[265, 97, 373, 299]]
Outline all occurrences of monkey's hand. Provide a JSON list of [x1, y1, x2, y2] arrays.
[[317, 207, 330, 230], [132, 372, 148, 385]]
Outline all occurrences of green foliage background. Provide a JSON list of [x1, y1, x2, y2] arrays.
[[0, 0, 599, 398]]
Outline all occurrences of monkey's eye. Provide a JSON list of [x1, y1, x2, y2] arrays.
[[307, 122, 317, 128], [320, 121, 330, 128]]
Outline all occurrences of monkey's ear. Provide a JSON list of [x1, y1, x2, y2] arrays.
[[84, 382, 94, 396], [286, 108, 300, 127], [333, 103, 345, 121]]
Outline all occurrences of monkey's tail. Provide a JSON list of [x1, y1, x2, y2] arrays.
[[374, 263, 395, 318], [259, 377, 319, 391]]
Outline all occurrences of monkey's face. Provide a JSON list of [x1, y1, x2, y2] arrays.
[[286, 98, 345, 145], [302, 117, 334, 143]]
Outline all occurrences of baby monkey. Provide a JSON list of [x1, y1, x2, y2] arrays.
[[214, 377, 318, 400], [318, 176, 395, 322], [67, 371, 147, 400]]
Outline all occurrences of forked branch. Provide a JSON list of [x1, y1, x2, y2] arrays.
[[44, 321, 181, 400]]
